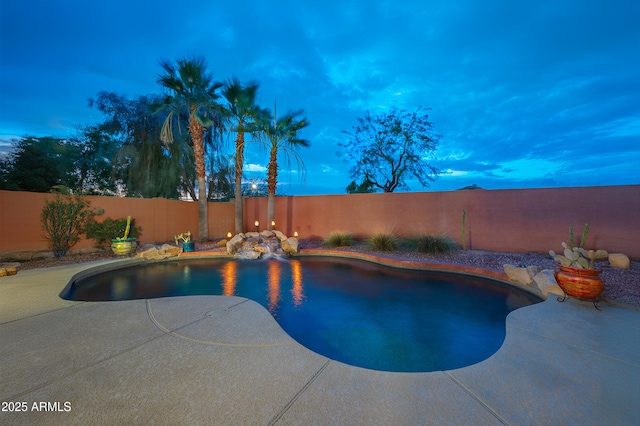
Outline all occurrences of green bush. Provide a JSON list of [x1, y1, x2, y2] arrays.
[[415, 233, 458, 254], [40, 194, 101, 257], [367, 232, 398, 252], [323, 231, 354, 247], [85, 217, 142, 248]]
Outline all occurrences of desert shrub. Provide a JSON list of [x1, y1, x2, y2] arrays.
[[85, 217, 142, 248], [415, 233, 458, 254], [323, 231, 354, 248], [367, 232, 398, 252], [40, 194, 101, 257]]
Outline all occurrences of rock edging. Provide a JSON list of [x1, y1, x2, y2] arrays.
[[227, 230, 299, 259]]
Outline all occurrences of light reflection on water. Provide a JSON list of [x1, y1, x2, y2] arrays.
[[291, 260, 304, 307], [267, 260, 281, 313], [220, 261, 237, 296], [66, 257, 541, 372]]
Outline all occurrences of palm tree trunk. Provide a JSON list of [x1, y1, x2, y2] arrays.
[[190, 115, 208, 241], [234, 131, 245, 234], [197, 175, 208, 239], [267, 195, 275, 230], [267, 147, 277, 230]]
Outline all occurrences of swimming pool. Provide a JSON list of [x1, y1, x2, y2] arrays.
[[62, 257, 541, 372]]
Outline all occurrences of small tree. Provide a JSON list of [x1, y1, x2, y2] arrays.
[[340, 107, 441, 192], [41, 194, 101, 257]]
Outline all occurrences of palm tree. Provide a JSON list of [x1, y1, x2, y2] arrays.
[[261, 104, 310, 229], [221, 78, 266, 234], [154, 57, 223, 240]]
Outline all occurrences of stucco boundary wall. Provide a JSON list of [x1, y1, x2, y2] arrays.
[[0, 191, 234, 254], [244, 185, 640, 259], [1, 185, 638, 259]]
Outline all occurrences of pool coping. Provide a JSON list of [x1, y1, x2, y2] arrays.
[[1, 254, 639, 424]]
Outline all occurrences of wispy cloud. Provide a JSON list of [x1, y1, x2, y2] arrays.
[[0, 0, 638, 194], [244, 164, 267, 173]]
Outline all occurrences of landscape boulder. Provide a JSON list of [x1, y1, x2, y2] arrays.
[[273, 230, 287, 241], [533, 269, 564, 297], [161, 244, 182, 257], [226, 231, 298, 257], [609, 253, 630, 269], [281, 237, 299, 255], [136, 244, 181, 260], [226, 234, 245, 255], [503, 264, 540, 285], [0, 263, 19, 277], [260, 230, 275, 238]]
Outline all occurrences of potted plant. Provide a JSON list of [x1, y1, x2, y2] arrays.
[[111, 216, 137, 255], [549, 224, 608, 302], [175, 231, 194, 252]]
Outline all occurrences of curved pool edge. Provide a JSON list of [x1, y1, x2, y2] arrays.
[[61, 248, 547, 302], [59, 253, 544, 375]]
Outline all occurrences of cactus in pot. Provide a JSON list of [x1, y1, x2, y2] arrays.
[[111, 215, 137, 255], [549, 243, 608, 269], [175, 231, 194, 252], [549, 223, 607, 303], [549, 224, 608, 269]]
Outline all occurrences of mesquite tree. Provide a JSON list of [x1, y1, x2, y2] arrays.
[[340, 107, 441, 192]]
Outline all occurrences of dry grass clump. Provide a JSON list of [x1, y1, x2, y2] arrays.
[[414, 233, 458, 254], [323, 231, 354, 248], [367, 232, 399, 252]]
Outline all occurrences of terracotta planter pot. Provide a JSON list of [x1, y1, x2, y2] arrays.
[[555, 264, 604, 300]]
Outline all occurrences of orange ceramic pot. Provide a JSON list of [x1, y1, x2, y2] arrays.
[[555, 264, 604, 300]]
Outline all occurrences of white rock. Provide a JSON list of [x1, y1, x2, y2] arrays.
[[609, 253, 630, 269], [160, 244, 182, 256], [281, 237, 299, 254], [138, 247, 172, 260], [533, 270, 564, 297], [503, 264, 540, 285], [273, 230, 287, 241], [226, 234, 244, 255]]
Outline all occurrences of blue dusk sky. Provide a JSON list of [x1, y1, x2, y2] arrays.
[[1, 0, 638, 195]]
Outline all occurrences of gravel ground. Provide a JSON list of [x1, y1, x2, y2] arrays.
[[13, 239, 640, 309]]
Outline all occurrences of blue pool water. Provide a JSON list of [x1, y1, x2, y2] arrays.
[[63, 257, 541, 372]]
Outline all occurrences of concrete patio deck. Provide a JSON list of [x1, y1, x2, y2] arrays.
[[1, 258, 639, 425]]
